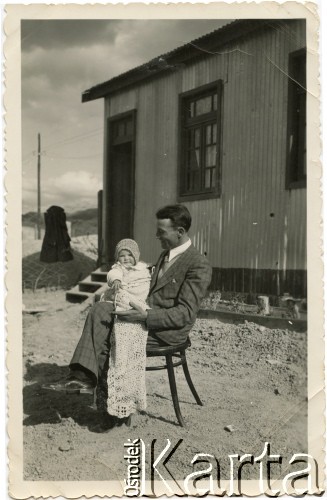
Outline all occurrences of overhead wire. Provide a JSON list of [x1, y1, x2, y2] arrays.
[[47, 153, 102, 160], [44, 127, 104, 151], [22, 126, 104, 162]]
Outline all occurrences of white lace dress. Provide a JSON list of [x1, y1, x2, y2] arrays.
[[106, 262, 151, 418]]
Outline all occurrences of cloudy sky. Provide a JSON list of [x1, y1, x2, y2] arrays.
[[21, 19, 229, 214]]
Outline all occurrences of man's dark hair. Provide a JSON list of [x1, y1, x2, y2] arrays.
[[156, 204, 192, 231]]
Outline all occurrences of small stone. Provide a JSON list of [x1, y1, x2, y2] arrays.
[[224, 425, 236, 432], [267, 359, 281, 365], [274, 388, 280, 395], [59, 444, 71, 452]]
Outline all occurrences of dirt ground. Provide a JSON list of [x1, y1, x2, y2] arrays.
[[22, 287, 307, 486]]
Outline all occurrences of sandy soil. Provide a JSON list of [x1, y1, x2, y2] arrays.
[[22, 288, 307, 485]]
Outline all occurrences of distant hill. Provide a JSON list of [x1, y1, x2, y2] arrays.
[[22, 208, 98, 237], [22, 211, 45, 227], [67, 208, 98, 221], [67, 208, 98, 236]]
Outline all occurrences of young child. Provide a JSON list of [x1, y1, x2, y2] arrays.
[[100, 239, 151, 423]]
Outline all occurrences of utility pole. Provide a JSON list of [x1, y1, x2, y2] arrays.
[[37, 133, 41, 239]]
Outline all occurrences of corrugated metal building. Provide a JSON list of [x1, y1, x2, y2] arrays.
[[83, 19, 307, 298]]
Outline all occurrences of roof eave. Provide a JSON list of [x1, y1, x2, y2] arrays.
[[81, 19, 274, 103], [82, 65, 172, 102]]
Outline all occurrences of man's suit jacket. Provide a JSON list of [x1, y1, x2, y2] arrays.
[[146, 245, 212, 345]]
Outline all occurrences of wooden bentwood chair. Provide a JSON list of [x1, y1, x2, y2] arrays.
[[146, 338, 203, 426]]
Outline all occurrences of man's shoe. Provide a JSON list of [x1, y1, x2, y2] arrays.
[[42, 378, 94, 394]]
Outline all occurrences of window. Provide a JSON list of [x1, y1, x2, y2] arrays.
[[286, 49, 306, 189], [179, 81, 223, 200], [110, 113, 135, 146]]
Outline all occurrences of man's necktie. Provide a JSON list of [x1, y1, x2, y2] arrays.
[[158, 252, 170, 279]]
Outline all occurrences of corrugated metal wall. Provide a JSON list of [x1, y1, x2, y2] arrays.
[[104, 20, 306, 296]]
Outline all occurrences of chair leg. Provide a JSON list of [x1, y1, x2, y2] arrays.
[[181, 352, 203, 406], [166, 354, 185, 427]]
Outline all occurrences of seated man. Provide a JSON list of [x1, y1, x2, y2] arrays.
[[46, 204, 212, 421]]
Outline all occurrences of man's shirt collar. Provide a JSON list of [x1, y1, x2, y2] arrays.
[[168, 238, 191, 262]]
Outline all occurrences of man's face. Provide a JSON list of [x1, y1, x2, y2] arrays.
[[156, 218, 181, 250]]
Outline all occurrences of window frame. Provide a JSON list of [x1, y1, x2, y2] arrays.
[[178, 80, 223, 202], [285, 48, 307, 190], [108, 109, 137, 146]]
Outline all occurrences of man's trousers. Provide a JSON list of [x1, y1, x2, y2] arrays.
[[69, 301, 166, 411]]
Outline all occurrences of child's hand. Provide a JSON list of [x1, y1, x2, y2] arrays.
[[112, 280, 121, 293]]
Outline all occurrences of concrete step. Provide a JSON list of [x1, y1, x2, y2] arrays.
[[65, 267, 109, 303], [91, 270, 107, 283], [66, 290, 93, 303], [79, 280, 105, 293]]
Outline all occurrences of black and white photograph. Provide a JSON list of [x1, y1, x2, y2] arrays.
[[5, 2, 324, 497]]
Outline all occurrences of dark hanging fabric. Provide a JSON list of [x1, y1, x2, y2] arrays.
[[40, 205, 74, 263]]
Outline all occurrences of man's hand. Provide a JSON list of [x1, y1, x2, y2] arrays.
[[115, 308, 147, 322]]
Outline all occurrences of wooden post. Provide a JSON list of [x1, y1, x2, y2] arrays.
[[37, 133, 41, 240], [257, 295, 270, 315], [97, 190, 103, 268]]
